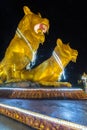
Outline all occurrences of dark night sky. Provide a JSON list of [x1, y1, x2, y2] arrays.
[[0, 0, 87, 85]]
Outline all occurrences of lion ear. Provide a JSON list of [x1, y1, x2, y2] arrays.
[[38, 13, 42, 17], [23, 6, 32, 15], [56, 38, 62, 46]]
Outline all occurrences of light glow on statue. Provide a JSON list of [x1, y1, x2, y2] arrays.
[[53, 51, 66, 80], [16, 27, 37, 69], [16, 28, 33, 52], [58, 70, 66, 81], [53, 51, 63, 70], [26, 51, 37, 70]]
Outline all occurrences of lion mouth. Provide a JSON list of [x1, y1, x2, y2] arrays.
[[34, 23, 48, 34]]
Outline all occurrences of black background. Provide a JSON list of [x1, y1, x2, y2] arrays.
[[0, 0, 87, 85]]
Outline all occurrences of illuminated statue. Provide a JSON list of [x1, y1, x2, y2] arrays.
[[0, 6, 49, 83], [21, 39, 78, 87], [0, 6, 78, 87]]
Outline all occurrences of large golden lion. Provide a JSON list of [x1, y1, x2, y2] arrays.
[[21, 38, 78, 87], [0, 6, 49, 83]]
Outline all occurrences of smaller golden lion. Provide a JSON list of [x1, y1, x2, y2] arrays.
[[0, 6, 49, 83], [21, 38, 78, 87]]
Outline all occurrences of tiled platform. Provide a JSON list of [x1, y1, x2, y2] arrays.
[[0, 82, 87, 129], [0, 98, 87, 129]]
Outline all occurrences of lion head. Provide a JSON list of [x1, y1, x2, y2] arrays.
[[55, 38, 78, 64], [17, 6, 50, 50]]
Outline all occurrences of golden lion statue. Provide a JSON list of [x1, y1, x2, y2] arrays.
[[0, 6, 49, 83], [21, 38, 78, 87]]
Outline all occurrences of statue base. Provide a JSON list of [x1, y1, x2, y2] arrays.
[[0, 81, 87, 99]]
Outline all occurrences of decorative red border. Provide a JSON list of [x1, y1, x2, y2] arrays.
[[0, 88, 87, 99], [0, 103, 86, 130]]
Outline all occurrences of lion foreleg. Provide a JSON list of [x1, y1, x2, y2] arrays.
[[38, 81, 72, 87]]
